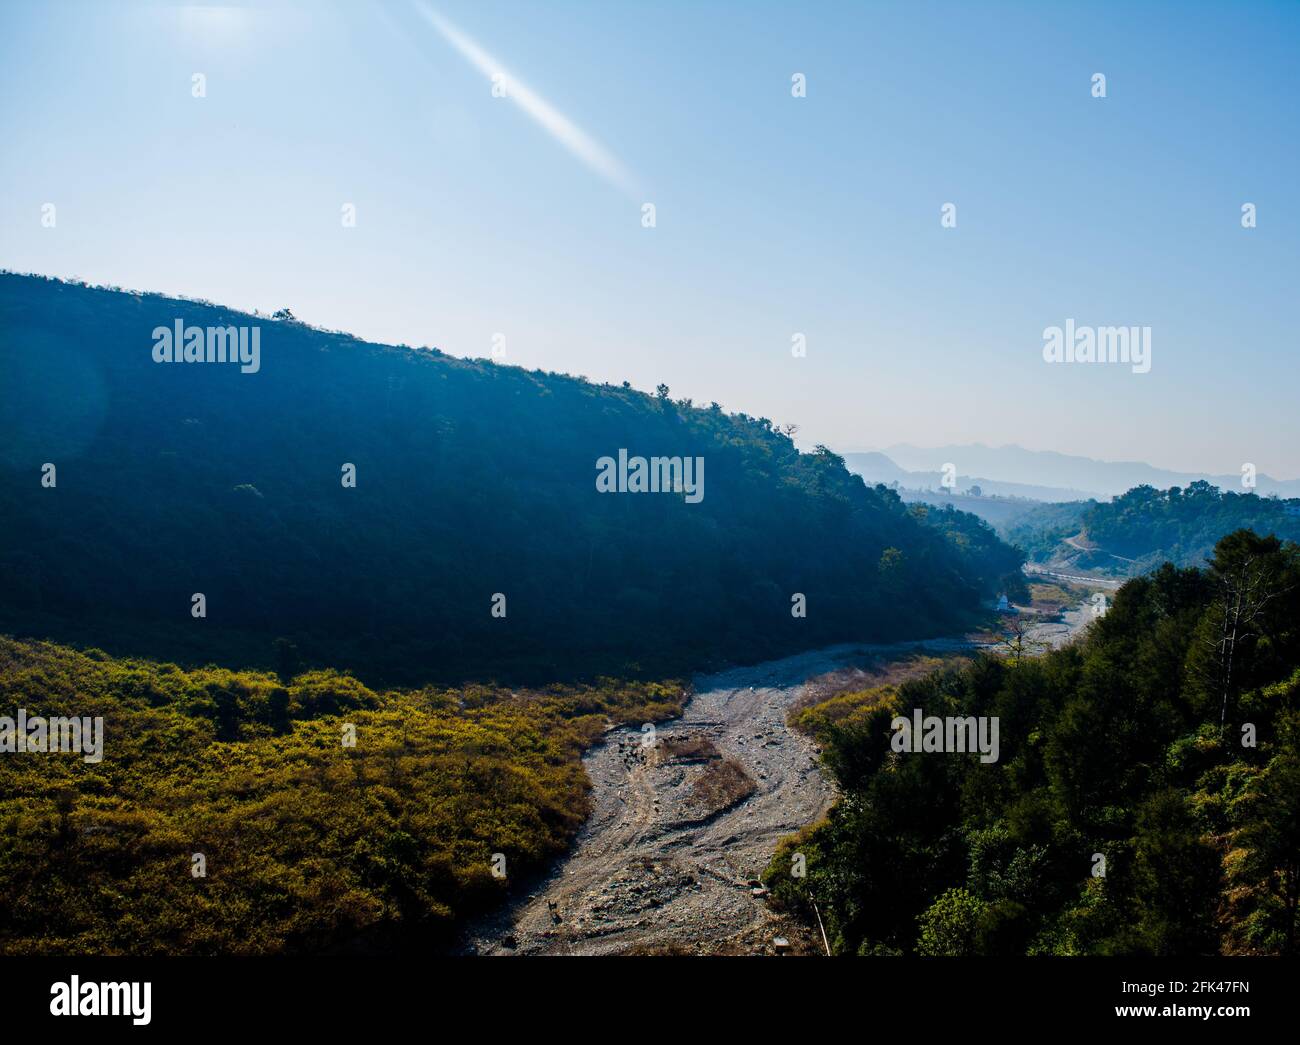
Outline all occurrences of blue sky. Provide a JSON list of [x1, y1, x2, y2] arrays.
[[2, 0, 1297, 477]]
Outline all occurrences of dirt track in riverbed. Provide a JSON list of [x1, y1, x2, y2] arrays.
[[461, 593, 1097, 956], [461, 638, 973, 956]]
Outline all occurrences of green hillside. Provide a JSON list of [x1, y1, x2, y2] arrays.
[[1005, 483, 1300, 578], [0, 633, 686, 954], [0, 273, 1020, 685], [766, 530, 1300, 955]]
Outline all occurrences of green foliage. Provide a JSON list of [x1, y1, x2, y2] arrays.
[[916, 887, 987, 956], [766, 531, 1300, 955], [1084, 483, 1300, 570], [1007, 482, 1300, 576], [908, 502, 1026, 597], [1127, 790, 1221, 954], [0, 275, 1017, 686], [1225, 698, 1300, 954], [1002, 500, 1092, 559], [0, 635, 687, 955]]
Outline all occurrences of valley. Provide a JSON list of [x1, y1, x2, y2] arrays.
[[462, 587, 1096, 956]]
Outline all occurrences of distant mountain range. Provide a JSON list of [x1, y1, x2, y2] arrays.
[[840, 451, 1097, 504], [842, 444, 1300, 501]]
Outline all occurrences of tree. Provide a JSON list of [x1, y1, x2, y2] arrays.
[[1199, 531, 1295, 725], [274, 637, 302, 683], [996, 615, 1045, 664], [1237, 715, 1300, 954], [1130, 790, 1221, 955], [878, 547, 904, 578], [917, 888, 987, 955], [1000, 571, 1031, 603]]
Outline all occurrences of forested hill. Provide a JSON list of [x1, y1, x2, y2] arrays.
[[1005, 482, 1300, 576], [1084, 482, 1300, 567], [0, 274, 1021, 685], [769, 530, 1300, 955]]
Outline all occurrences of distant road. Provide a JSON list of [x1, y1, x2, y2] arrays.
[[1024, 562, 1124, 590], [1063, 532, 1138, 564]]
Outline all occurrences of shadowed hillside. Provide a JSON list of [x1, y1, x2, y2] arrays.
[[0, 274, 1021, 685]]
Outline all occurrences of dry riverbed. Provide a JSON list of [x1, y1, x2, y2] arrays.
[[461, 589, 1097, 956], [461, 638, 971, 956]]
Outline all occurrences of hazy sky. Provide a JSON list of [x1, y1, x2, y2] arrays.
[[2, 1, 1297, 477]]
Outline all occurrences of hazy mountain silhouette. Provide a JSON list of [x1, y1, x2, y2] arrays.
[[840, 451, 1096, 503], [871, 443, 1300, 500]]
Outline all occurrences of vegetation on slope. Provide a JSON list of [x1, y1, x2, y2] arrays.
[[1081, 482, 1300, 572], [766, 530, 1300, 955], [1001, 499, 1092, 561], [0, 274, 1020, 686], [1005, 482, 1300, 577], [0, 634, 685, 955]]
